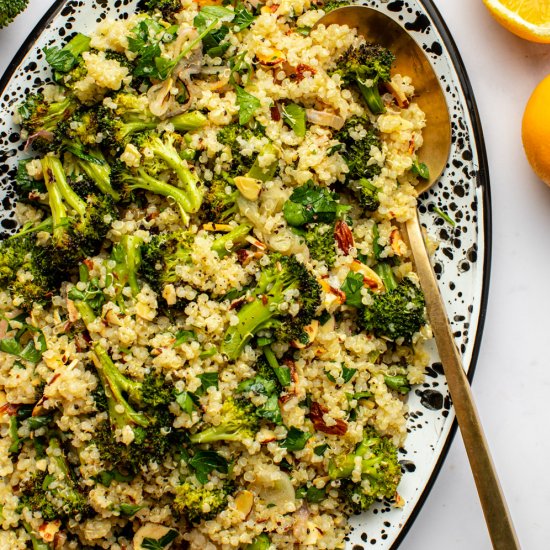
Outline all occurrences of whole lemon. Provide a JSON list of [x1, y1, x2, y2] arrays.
[[522, 75, 550, 186]]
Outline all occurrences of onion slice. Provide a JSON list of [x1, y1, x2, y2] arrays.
[[305, 109, 345, 130]]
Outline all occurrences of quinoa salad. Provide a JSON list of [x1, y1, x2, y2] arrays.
[[0, 0, 434, 548]]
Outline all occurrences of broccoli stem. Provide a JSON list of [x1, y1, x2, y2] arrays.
[[11, 217, 53, 239], [42, 97, 75, 131], [170, 111, 208, 131], [74, 299, 97, 326], [262, 345, 291, 387], [247, 143, 278, 182], [222, 298, 276, 360], [122, 235, 142, 296], [126, 169, 191, 225], [374, 263, 397, 292], [62, 33, 91, 59], [76, 150, 120, 201], [91, 343, 150, 428], [357, 81, 385, 115], [41, 156, 68, 242], [211, 224, 252, 258], [46, 155, 86, 216]]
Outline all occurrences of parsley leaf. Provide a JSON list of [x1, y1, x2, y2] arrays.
[[234, 3, 255, 31], [235, 85, 261, 125], [196, 372, 219, 395], [188, 450, 229, 484], [281, 103, 306, 137], [256, 394, 283, 425], [341, 271, 364, 308], [142, 529, 179, 550], [280, 426, 311, 451]]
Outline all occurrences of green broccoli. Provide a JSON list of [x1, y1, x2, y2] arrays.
[[90, 343, 176, 471], [384, 374, 411, 395], [356, 178, 380, 213], [211, 223, 253, 258], [246, 534, 272, 550], [331, 43, 395, 114], [18, 438, 91, 521], [304, 223, 336, 267], [334, 116, 382, 183], [361, 263, 426, 342], [328, 427, 401, 513], [0, 0, 29, 28], [140, 230, 193, 302], [202, 174, 240, 223], [18, 93, 78, 150], [321, 0, 351, 13], [173, 479, 234, 523], [35, 155, 116, 278], [221, 254, 321, 359], [189, 397, 259, 444]]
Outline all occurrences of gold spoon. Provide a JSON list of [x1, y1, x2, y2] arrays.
[[317, 6, 520, 549]]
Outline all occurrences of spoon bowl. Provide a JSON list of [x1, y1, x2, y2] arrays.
[[317, 6, 451, 192]]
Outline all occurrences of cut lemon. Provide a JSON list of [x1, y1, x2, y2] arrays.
[[522, 75, 550, 186], [482, 0, 550, 43]]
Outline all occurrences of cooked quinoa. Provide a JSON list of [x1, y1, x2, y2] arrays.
[[0, 0, 433, 548]]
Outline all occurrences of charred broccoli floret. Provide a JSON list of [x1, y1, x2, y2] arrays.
[[36, 155, 116, 278], [202, 174, 240, 223], [361, 263, 426, 342], [18, 438, 91, 521], [140, 229, 193, 301], [90, 343, 176, 471], [18, 93, 78, 150], [304, 223, 336, 267], [173, 479, 234, 523], [189, 397, 259, 444], [321, 0, 351, 12], [221, 254, 321, 359], [0, 0, 29, 28], [328, 427, 401, 513], [334, 116, 382, 183], [331, 43, 395, 114]]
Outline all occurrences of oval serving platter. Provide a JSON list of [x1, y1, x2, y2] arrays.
[[0, 0, 490, 548]]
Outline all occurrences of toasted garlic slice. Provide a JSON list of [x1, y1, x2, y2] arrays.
[[234, 176, 262, 201], [234, 490, 255, 518]]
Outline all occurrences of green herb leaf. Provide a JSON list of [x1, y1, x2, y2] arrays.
[[245, 533, 271, 550], [341, 271, 364, 308], [142, 529, 179, 550], [118, 503, 145, 517], [196, 372, 219, 396], [304, 485, 326, 503], [256, 394, 283, 424], [295, 26, 311, 36], [280, 426, 311, 451], [199, 346, 218, 359], [237, 376, 278, 396], [341, 366, 357, 384], [234, 3, 255, 31], [384, 374, 411, 395], [283, 181, 341, 227], [235, 85, 261, 125], [173, 330, 196, 347], [346, 391, 373, 402], [412, 159, 430, 180], [313, 443, 329, 456], [281, 103, 306, 137], [175, 391, 199, 415], [0, 318, 47, 364], [188, 450, 229, 484]]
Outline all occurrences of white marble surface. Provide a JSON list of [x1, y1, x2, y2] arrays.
[[1, 1, 549, 548]]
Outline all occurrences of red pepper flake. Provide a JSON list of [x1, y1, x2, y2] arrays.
[[308, 401, 348, 435], [334, 220, 354, 255], [0, 403, 20, 416]]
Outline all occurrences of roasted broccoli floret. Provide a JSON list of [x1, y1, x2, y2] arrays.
[[221, 254, 321, 359], [0, 0, 29, 28], [361, 263, 426, 342], [202, 174, 240, 223], [328, 427, 401, 512], [90, 343, 175, 471], [18, 93, 78, 150], [304, 223, 336, 267], [357, 178, 380, 212], [331, 43, 395, 114], [35, 155, 116, 278], [173, 479, 234, 523], [140, 230, 193, 302], [18, 438, 90, 521], [334, 116, 382, 183], [97, 102, 206, 152], [217, 123, 261, 175], [189, 397, 259, 444]]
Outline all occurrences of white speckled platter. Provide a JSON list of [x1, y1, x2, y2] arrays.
[[0, 0, 490, 548]]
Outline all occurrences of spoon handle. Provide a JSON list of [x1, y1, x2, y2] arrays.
[[405, 210, 520, 550]]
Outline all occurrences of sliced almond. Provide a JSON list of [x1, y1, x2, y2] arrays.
[[349, 260, 384, 293], [245, 235, 267, 250], [133, 524, 179, 550], [319, 279, 346, 305], [234, 490, 255, 518], [234, 176, 262, 201], [203, 223, 233, 232], [390, 228, 406, 256]]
